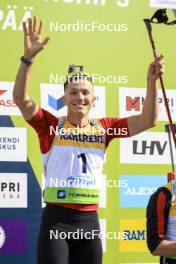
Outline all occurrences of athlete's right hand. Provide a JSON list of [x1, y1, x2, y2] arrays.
[[23, 16, 50, 59]]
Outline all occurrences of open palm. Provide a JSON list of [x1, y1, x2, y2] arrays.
[[23, 16, 50, 59]]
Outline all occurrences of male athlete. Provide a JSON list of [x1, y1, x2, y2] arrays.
[[13, 17, 164, 264], [147, 178, 176, 264]]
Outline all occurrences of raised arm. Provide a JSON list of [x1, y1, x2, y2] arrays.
[[127, 55, 164, 136], [13, 16, 50, 120]]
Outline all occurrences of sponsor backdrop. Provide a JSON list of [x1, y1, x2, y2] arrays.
[[0, 0, 175, 263]]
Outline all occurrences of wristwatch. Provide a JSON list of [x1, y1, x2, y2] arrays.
[[20, 56, 33, 66]]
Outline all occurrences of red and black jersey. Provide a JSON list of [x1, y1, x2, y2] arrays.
[[146, 186, 172, 253]]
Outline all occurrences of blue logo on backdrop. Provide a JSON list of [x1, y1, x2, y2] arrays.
[[57, 190, 66, 199], [48, 95, 64, 111], [120, 175, 167, 208]]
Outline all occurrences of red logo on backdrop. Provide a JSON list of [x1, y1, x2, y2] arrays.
[[0, 89, 16, 107], [126, 96, 140, 111], [0, 90, 7, 96]]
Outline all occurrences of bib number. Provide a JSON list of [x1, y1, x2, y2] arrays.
[[78, 153, 87, 173]]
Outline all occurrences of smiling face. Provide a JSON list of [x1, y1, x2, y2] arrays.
[[63, 78, 95, 120]]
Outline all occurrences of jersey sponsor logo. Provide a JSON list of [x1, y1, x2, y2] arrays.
[[40, 83, 105, 118], [120, 219, 147, 252], [0, 82, 21, 115], [120, 132, 176, 164], [60, 133, 104, 143], [68, 192, 98, 199], [119, 87, 176, 121], [57, 190, 66, 199], [0, 173, 27, 208], [120, 175, 167, 208], [41, 174, 106, 208], [0, 220, 27, 253], [0, 128, 27, 161], [66, 176, 96, 188]]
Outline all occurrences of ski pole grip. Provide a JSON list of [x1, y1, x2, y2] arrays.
[[167, 172, 176, 182]]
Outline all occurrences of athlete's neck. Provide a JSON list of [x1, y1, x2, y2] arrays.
[[67, 114, 89, 127]]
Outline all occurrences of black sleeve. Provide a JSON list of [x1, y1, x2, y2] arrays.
[[146, 187, 171, 254]]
